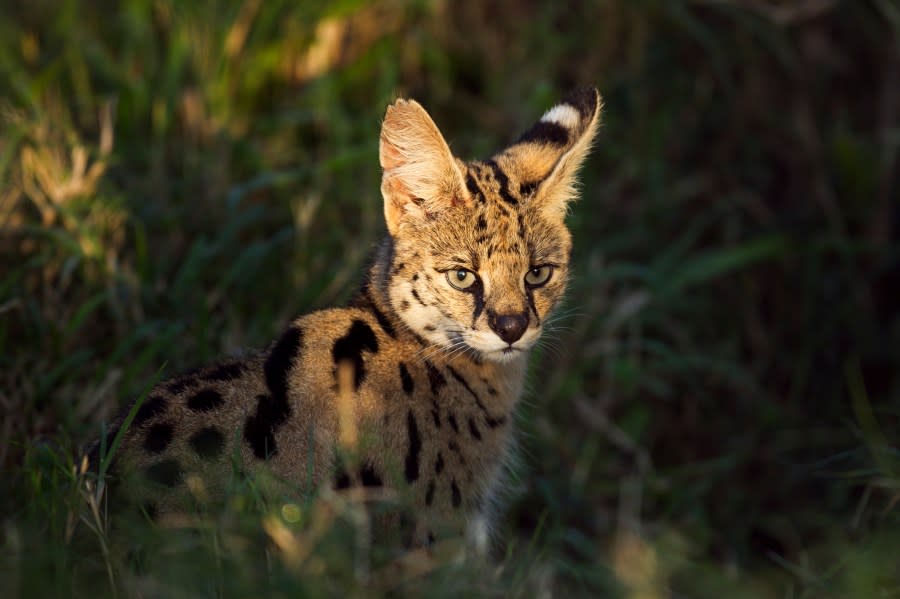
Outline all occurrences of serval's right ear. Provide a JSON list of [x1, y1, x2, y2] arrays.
[[379, 99, 471, 236]]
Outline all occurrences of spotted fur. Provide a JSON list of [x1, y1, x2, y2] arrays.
[[86, 88, 602, 548]]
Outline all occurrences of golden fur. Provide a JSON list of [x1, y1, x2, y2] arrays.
[[87, 88, 602, 548]]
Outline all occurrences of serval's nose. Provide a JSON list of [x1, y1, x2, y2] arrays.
[[488, 311, 528, 344]]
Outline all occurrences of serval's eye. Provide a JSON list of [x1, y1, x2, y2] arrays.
[[447, 269, 477, 290], [525, 265, 553, 287]]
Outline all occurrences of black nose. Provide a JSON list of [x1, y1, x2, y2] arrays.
[[488, 311, 529, 344]]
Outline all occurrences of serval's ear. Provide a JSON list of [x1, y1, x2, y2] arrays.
[[496, 87, 602, 219], [380, 99, 471, 236]]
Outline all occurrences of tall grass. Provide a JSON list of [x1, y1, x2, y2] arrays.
[[2, 0, 898, 596]]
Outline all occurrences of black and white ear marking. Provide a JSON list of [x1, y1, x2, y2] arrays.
[[518, 91, 595, 146], [501, 87, 603, 217], [541, 104, 582, 128]]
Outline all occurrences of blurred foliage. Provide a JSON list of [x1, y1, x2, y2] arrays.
[[2, 0, 899, 596]]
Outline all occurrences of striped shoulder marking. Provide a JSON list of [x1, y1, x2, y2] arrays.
[[245, 325, 302, 459], [332, 320, 379, 391]]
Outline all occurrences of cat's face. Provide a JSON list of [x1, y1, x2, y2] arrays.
[[380, 89, 601, 363], [387, 164, 572, 363]]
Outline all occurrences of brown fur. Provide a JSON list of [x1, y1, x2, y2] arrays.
[[87, 88, 602, 547]]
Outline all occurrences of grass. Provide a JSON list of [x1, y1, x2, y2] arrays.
[[2, 0, 899, 596]]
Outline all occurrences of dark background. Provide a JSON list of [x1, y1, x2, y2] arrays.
[[2, 1, 898, 596]]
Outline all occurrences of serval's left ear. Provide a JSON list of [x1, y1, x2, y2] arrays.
[[497, 87, 602, 219], [380, 98, 471, 236]]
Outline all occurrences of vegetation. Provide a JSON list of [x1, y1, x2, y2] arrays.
[[2, 0, 898, 596]]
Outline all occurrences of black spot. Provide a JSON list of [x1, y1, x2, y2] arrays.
[[399, 363, 414, 394], [485, 159, 518, 205], [435, 452, 445, 474], [405, 410, 421, 483], [519, 180, 539, 197], [431, 408, 441, 428], [332, 320, 378, 391], [485, 415, 507, 429], [424, 361, 446, 395], [412, 273, 419, 282], [517, 121, 569, 146], [424, 324, 437, 332], [448, 412, 459, 433], [189, 427, 226, 459], [133, 396, 167, 426], [334, 466, 352, 490], [451, 480, 462, 508], [476, 214, 487, 230], [360, 463, 383, 487], [165, 380, 189, 394], [186, 389, 225, 412], [145, 459, 182, 488], [466, 173, 485, 202], [143, 422, 174, 454], [468, 417, 482, 441], [200, 361, 245, 382], [425, 480, 435, 506], [400, 299, 410, 311], [391, 262, 406, 275]]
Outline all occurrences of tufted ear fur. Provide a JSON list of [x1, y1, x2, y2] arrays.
[[380, 99, 470, 236], [496, 87, 602, 219]]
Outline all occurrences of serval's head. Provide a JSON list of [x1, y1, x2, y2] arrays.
[[380, 88, 602, 363]]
